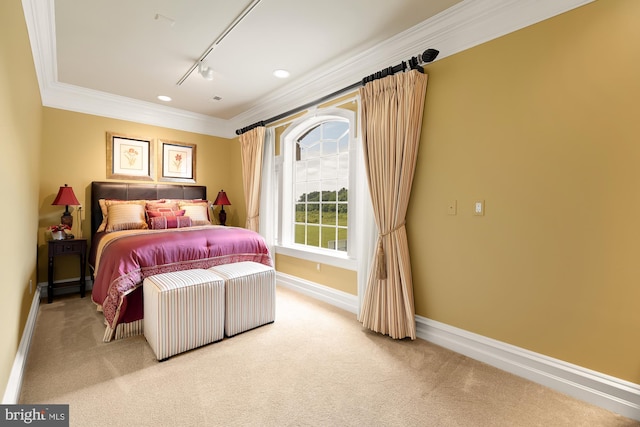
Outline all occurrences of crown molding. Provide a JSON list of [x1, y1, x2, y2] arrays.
[[43, 80, 234, 137], [231, 0, 594, 131], [23, 0, 593, 139]]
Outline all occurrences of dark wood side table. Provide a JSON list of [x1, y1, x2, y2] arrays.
[[47, 238, 87, 304]]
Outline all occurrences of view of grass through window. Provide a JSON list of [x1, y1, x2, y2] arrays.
[[294, 119, 349, 251]]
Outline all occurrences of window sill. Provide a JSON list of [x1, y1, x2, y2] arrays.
[[275, 245, 358, 271]]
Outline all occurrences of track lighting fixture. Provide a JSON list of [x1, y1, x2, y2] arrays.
[[198, 62, 214, 80]]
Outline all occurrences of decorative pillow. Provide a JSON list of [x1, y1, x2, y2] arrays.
[[149, 215, 192, 230], [145, 200, 180, 212], [147, 209, 185, 218], [178, 201, 211, 226], [98, 199, 147, 232], [105, 203, 148, 232], [146, 209, 185, 227]]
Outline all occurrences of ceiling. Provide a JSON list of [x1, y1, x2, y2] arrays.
[[54, 0, 460, 120], [24, 0, 593, 137]]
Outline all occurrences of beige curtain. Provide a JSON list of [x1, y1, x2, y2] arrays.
[[240, 126, 266, 231], [358, 70, 428, 340]]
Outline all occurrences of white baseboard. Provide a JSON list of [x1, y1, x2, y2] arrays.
[[416, 316, 640, 421], [277, 273, 640, 421], [276, 272, 359, 315], [2, 286, 41, 404]]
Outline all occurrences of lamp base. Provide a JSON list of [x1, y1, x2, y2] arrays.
[[218, 209, 227, 226], [61, 212, 73, 228]]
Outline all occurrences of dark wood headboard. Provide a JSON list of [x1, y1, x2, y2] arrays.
[[90, 181, 207, 237]]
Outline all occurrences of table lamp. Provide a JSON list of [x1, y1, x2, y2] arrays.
[[52, 184, 80, 228], [213, 190, 231, 226]]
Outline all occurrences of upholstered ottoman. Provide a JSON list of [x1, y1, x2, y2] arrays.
[[143, 269, 225, 360], [209, 261, 276, 337]]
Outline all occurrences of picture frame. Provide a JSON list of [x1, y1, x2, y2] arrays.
[[106, 132, 154, 181], [159, 140, 196, 183]]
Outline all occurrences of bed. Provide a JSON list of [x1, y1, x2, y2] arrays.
[[89, 181, 272, 342]]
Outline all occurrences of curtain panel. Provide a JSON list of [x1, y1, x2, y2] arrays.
[[358, 70, 428, 340], [240, 126, 266, 232]]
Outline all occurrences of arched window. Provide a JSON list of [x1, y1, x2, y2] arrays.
[[279, 108, 358, 266]]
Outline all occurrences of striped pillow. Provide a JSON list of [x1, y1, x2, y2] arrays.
[[149, 215, 192, 229], [105, 203, 148, 232], [98, 199, 147, 232]]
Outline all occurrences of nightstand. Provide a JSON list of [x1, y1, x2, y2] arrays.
[[47, 238, 87, 304]]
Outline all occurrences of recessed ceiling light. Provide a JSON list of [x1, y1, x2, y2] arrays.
[[157, 95, 172, 102], [273, 69, 290, 78]]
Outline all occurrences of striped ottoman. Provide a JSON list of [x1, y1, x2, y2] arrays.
[[209, 261, 276, 337], [143, 269, 225, 360]]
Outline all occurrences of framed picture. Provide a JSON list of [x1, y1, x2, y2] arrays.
[[106, 132, 154, 181], [159, 140, 196, 183]]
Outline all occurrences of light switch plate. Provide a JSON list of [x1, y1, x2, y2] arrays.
[[474, 200, 484, 216]]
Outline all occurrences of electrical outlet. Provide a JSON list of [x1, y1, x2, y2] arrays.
[[474, 200, 485, 216], [316, 263, 321, 271]]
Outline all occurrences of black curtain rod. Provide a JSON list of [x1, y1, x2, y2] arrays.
[[235, 48, 439, 135]]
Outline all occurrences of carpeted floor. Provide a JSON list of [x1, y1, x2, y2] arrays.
[[19, 286, 637, 427]]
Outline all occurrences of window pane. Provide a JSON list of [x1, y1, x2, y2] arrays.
[[295, 204, 305, 222], [338, 153, 349, 179], [296, 161, 306, 181], [338, 132, 349, 153], [308, 204, 319, 224], [337, 203, 348, 226], [299, 125, 321, 146], [307, 158, 321, 181], [321, 203, 336, 225], [307, 181, 320, 202], [337, 186, 348, 202], [304, 142, 321, 159], [295, 183, 306, 203], [307, 225, 320, 247], [295, 224, 305, 245], [323, 121, 349, 140], [321, 226, 336, 249], [337, 228, 348, 252], [321, 156, 338, 180], [322, 181, 337, 202], [322, 140, 337, 156]]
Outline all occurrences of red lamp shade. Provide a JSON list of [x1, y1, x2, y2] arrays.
[[52, 184, 80, 228], [213, 190, 231, 206], [213, 190, 231, 226]]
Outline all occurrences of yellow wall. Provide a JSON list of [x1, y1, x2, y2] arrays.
[[38, 109, 242, 281], [0, 0, 42, 395], [276, 254, 357, 295], [411, 0, 640, 382], [4, 0, 639, 397], [272, 0, 640, 384]]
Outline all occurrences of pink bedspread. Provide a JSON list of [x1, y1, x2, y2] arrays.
[[91, 225, 272, 331]]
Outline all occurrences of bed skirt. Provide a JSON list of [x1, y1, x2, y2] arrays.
[[102, 319, 144, 342]]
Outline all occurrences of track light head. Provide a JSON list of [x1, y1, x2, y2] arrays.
[[198, 62, 214, 80], [421, 49, 439, 64]]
